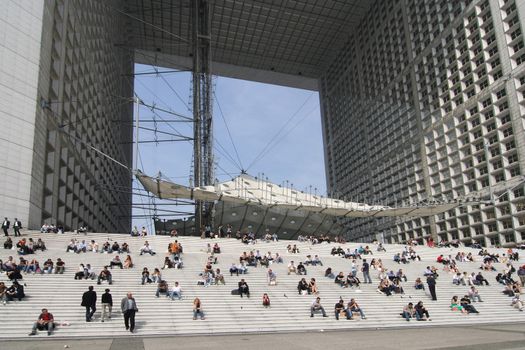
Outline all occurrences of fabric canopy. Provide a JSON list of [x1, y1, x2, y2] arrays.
[[136, 172, 462, 218]]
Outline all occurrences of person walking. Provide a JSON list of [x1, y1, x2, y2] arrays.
[[427, 275, 437, 301], [362, 259, 372, 284], [81, 286, 97, 322], [121, 292, 138, 332], [13, 218, 22, 237], [2, 217, 10, 236], [101, 288, 113, 322]]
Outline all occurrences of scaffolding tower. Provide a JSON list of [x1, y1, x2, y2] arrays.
[[192, 0, 214, 233]]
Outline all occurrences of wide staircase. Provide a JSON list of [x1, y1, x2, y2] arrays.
[[1, 230, 524, 338]]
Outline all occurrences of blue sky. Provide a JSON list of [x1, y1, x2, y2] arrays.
[[132, 64, 326, 231]]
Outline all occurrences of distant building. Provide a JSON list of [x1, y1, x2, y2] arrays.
[[321, 0, 525, 246], [0, 1, 133, 232]]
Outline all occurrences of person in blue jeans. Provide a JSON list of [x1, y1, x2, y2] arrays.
[[347, 298, 367, 319], [402, 302, 420, 321], [169, 282, 182, 300], [193, 297, 205, 320], [362, 259, 372, 283], [310, 297, 328, 317]]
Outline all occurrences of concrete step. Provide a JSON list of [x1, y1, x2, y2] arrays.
[[0, 230, 523, 338]]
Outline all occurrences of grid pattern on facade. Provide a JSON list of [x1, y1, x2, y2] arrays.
[[321, 0, 525, 246], [40, 0, 134, 232], [125, 0, 374, 78]]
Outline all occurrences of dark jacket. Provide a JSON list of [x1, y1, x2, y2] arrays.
[[101, 292, 113, 305], [427, 276, 436, 286], [81, 290, 97, 307]]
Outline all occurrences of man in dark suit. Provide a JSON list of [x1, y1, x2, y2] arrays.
[[427, 275, 437, 301], [2, 218, 10, 236], [121, 292, 138, 332], [13, 218, 22, 237], [81, 286, 97, 322]]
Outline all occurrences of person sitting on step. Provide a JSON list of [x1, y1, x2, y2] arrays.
[[402, 302, 417, 321], [334, 271, 346, 287], [139, 241, 155, 256], [415, 301, 431, 321], [85, 264, 96, 280], [215, 268, 225, 285], [450, 296, 467, 314], [476, 272, 490, 286], [348, 298, 366, 319], [229, 263, 239, 276], [267, 269, 277, 286], [193, 297, 205, 320], [511, 293, 524, 311], [75, 264, 86, 280], [260, 255, 270, 268], [377, 279, 392, 296], [76, 240, 87, 253], [124, 255, 133, 269], [3, 237, 13, 250], [262, 293, 271, 308], [28, 308, 55, 336], [97, 266, 113, 285], [238, 279, 250, 298], [6, 280, 24, 301], [168, 281, 182, 300], [55, 258, 65, 274], [346, 273, 360, 288], [334, 298, 348, 320], [111, 242, 121, 254], [310, 297, 328, 318], [66, 239, 77, 253], [42, 259, 53, 274], [298, 278, 310, 295], [460, 295, 479, 314], [297, 262, 307, 275], [141, 267, 152, 284], [0, 282, 7, 305], [162, 257, 174, 270], [109, 255, 123, 269], [155, 280, 169, 297], [151, 268, 162, 283], [304, 255, 314, 266], [100, 241, 111, 254], [287, 261, 298, 275], [312, 255, 323, 266], [88, 240, 98, 253], [453, 272, 466, 286], [237, 261, 248, 274], [309, 278, 319, 294], [468, 286, 483, 302]]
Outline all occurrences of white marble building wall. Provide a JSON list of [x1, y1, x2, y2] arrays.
[[0, 1, 44, 226]]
